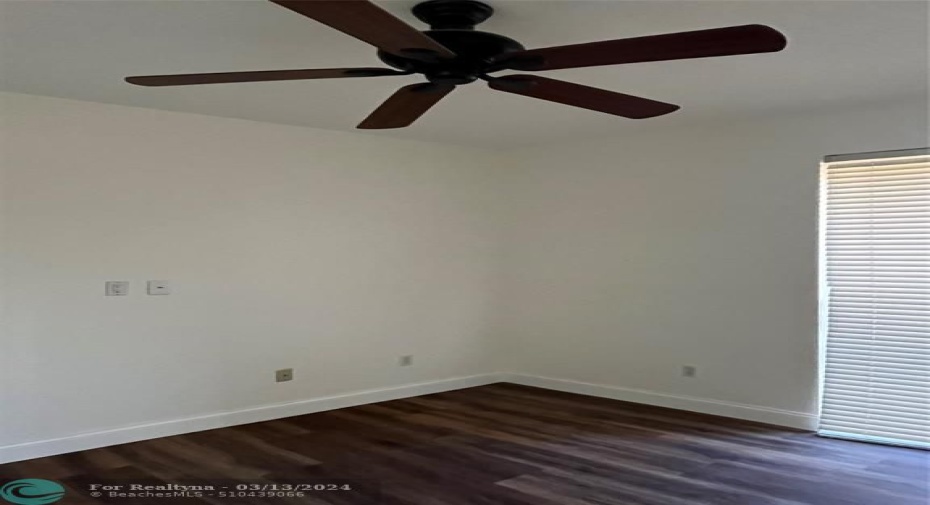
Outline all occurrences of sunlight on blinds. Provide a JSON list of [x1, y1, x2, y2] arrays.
[[819, 150, 930, 449]]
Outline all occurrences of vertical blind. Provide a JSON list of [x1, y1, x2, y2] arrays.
[[819, 148, 930, 449]]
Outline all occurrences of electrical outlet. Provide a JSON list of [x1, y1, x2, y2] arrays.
[[275, 368, 293, 382], [105, 281, 130, 296], [682, 365, 698, 378], [399, 355, 414, 367]]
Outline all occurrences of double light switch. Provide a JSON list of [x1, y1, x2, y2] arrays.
[[105, 280, 172, 296]]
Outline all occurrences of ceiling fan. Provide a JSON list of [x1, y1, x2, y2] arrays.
[[125, 0, 787, 129]]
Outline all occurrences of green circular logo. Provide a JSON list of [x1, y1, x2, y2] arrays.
[[0, 480, 65, 505]]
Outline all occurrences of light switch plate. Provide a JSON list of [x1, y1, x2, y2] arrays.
[[276, 368, 293, 382], [147, 280, 171, 295], [105, 281, 129, 296]]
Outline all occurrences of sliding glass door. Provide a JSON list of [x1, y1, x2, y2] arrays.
[[819, 148, 929, 449]]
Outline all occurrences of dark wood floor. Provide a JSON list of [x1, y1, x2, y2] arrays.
[[2, 384, 927, 504]]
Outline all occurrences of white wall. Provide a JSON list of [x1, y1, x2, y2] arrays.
[[0, 92, 502, 453], [495, 98, 929, 419], [3, 89, 927, 461]]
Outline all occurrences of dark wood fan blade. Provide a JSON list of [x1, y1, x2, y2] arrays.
[[488, 75, 679, 119], [496, 24, 787, 71], [270, 0, 455, 60], [125, 68, 409, 87], [357, 83, 455, 129]]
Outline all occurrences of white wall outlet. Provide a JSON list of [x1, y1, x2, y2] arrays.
[[105, 281, 129, 296], [399, 355, 414, 367], [682, 365, 698, 378], [275, 368, 293, 382], [147, 280, 171, 295]]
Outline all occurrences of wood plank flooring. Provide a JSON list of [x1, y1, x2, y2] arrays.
[[1, 384, 927, 504]]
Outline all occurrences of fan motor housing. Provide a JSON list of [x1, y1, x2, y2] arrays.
[[378, 0, 525, 85]]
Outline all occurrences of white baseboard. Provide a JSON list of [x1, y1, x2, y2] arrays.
[[1, 372, 817, 464], [0, 373, 506, 464], [501, 373, 818, 431]]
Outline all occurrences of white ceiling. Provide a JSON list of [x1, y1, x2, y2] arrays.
[[1, 0, 927, 148]]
